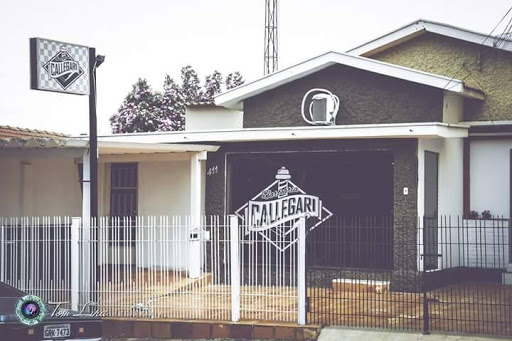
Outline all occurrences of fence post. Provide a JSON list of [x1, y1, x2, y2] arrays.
[[229, 215, 240, 322], [189, 218, 201, 279], [0, 220, 4, 283], [298, 216, 306, 325], [71, 217, 80, 311], [421, 216, 430, 335]]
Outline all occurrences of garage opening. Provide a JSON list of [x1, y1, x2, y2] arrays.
[[228, 150, 394, 270]]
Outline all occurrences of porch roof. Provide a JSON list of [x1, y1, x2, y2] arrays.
[[95, 122, 469, 144], [0, 137, 220, 154]]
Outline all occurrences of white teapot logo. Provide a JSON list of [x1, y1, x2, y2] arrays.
[[301, 88, 340, 126]]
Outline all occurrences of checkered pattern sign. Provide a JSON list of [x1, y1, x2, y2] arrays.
[[30, 38, 90, 95]]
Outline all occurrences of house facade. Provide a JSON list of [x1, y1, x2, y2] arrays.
[[349, 19, 512, 218], [1, 20, 511, 276]]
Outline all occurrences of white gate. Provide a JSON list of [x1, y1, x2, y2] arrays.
[[230, 216, 306, 324], [0, 215, 306, 324]]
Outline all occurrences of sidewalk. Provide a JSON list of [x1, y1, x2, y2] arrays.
[[318, 327, 507, 341]]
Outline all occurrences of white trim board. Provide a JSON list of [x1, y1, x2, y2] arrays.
[[95, 123, 468, 144], [347, 19, 512, 57], [214, 51, 483, 109]]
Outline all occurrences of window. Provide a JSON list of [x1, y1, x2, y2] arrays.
[[109, 163, 137, 244]]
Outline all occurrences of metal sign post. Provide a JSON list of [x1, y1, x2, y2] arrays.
[[30, 38, 104, 308], [88, 47, 100, 219], [30, 38, 104, 219]]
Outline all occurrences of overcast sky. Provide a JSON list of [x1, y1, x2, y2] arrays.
[[0, 0, 511, 135]]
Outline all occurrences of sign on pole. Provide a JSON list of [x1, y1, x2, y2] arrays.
[[30, 38, 90, 95]]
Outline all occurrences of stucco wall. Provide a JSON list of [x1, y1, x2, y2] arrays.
[[0, 159, 21, 216], [185, 106, 243, 131], [0, 157, 81, 217], [103, 159, 192, 268], [243, 64, 444, 128], [138, 160, 191, 216], [371, 32, 512, 121]]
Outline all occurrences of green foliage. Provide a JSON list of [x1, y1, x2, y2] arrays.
[[110, 66, 245, 133]]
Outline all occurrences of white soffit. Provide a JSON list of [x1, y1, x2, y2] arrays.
[[96, 123, 468, 144], [347, 19, 512, 57], [97, 141, 220, 154], [214, 51, 483, 109]]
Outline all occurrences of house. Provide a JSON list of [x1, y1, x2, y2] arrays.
[[1, 19, 511, 332], [2, 20, 511, 272], [0, 125, 217, 219], [347, 19, 512, 219]]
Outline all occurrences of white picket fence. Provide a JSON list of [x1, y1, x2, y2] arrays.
[[0, 217, 72, 307], [0, 215, 306, 324]]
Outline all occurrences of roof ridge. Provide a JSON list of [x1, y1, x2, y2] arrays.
[[347, 18, 512, 56]]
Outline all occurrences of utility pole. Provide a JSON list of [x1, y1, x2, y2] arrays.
[[264, 0, 278, 75]]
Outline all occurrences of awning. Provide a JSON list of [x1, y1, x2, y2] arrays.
[[95, 122, 469, 144]]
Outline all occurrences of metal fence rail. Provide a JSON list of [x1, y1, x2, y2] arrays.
[[82, 216, 232, 320], [306, 215, 512, 337], [0, 217, 72, 308], [1, 214, 511, 337]]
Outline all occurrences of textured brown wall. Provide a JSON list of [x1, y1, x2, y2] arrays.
[[243, 64, 443, 128], [371, 32, 512, 121]]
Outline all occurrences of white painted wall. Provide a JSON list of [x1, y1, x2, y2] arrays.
[[185, 106, 243, 131], [470, 139, 512, 217], [463, 219, 509, 268], [0, 157, 81, 217], [417, 137, 464, 270], [135, 161, 192, 269], [103, 159, 193, 268], [417, 137, 464, 217], [442, 93, 463, 124], [138, 160, 191, 216], [0, 159, 21, 216]]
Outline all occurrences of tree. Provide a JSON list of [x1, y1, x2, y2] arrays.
[[180, 65, 202, 104], [110, 78, 164, 134], [110, 66, 245, 133], [201, 70, 223, 103], [159, 75, 186, 131], [226, 71, 244, 90]]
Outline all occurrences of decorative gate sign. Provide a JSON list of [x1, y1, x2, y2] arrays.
[[235, 167, 332, 251], [30, 38, 90, 95]]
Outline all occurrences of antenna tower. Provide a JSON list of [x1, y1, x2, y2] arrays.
[[264, 0, 278, 75]]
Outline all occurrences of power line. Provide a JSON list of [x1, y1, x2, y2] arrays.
[[443, 5, 512, 90]]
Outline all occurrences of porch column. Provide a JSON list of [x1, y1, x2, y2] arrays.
[[189, 151, 207, 278]]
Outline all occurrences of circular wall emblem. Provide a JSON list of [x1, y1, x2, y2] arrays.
[[15, 295, 46, 326]]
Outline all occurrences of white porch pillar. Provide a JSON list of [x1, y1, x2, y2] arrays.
[[70, 217, 80, 311], [189, 151, 207, 279]]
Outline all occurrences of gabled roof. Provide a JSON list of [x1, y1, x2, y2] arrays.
[[214, 51, 484, 109], [347, 19, 512, 57]]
